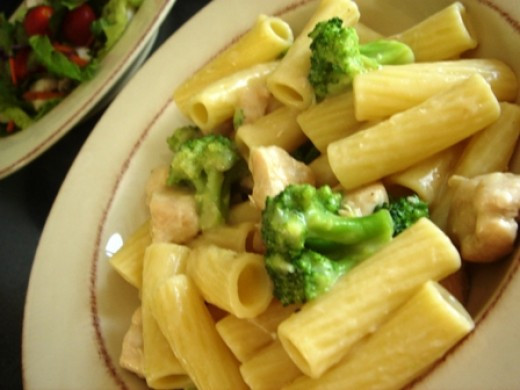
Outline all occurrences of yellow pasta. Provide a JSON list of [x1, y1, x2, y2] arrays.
[[297, 91, 361, 152], [431, 102, 520, 230], [390, 2, 477, 61], [152, 275, 248, 390], [188, 62, 278, 132], [240, 340, 302, 390], [187, 245, 273, 318], [354, 59, 518, 121], [277, 218, 461, 378], [235, 106, 307, 159], [228, 200, 262, 225], [188, 221, 258, 253], [386, 143, 464, 204], [141, 244, 191, 389], [173, 15, 294, 114], [216, 314, 274, 363], [309, 154, 339, 187], [284, 281, 474, 390], [328, 74, 501, 190], [109, 220, 150, 290], [266, 0, 360, 109]]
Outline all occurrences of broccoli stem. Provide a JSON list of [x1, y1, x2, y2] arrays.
[[305, 209, 394, 250], [196, 170, 226, 230]]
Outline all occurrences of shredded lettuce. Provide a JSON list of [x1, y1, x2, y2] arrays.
[[1, 106, 34, 129], [93, 0, 138, 57], [29, 35, 98, 81]]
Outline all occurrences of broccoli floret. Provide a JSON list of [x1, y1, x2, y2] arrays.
[[261, 184, 394, 304], [308, 17, 414, 101], [375, 194, 429, 236], [167, 134, 245, 231], [166, 125, 202, 152]]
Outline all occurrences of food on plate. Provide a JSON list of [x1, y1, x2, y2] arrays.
[[0, 0, 143, 136], [108, 0, 519, 388]]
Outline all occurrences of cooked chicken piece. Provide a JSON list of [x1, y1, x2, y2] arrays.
[[120, 307, 144, 378], [145, 165, 170, 205], [237, 80, 271, 126], [448, 172, 520, 262], [149, 187, 199, 243], [340, 182, 389, 217], [249, 145, 315, 209]]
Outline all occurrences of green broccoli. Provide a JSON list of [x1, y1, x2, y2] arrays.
[[167, 133, 245, 231], [375, 194, 429, 236], [166, 125, 202, 152], [308, 17, 414, 100], [261, 184, 394, 305]]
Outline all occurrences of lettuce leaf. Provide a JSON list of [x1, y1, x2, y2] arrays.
[[1, 106, 33, 129], [29, 35, 98, 81], [92, 0, 137, 57]]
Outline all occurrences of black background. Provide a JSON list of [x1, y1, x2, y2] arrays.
[[0, 0, 211, 388]]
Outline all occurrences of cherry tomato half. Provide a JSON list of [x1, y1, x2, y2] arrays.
[[62, 4, 97, 47], [23, 5, 54, 37]]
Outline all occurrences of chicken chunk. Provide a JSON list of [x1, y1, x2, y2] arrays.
[[146, 165, 200, 243], [119, 307, 144, 378], [249, 145, 315, 209], [448, 172, 520, 262], [340, 182, 389, 217]]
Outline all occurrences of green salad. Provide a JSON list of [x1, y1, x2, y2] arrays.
[[0, 0, 143, 136]]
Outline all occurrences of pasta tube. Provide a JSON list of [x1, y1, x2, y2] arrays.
[[187, 245, 273, 318], [390, 2, 477, 61], [328, 74, 501, 190], [354, 59, 518, 121], [266, 0, 360, 109], [141, 244, 191, 389], [173, 15, 294, 114], [216, 314, 273, 363], [386, 143, 464, 204], [309, 154, 339, 187], [284, 281, 474, 390], [152, 275, 248, 390], [188, 221, 258, 253], [240, 340, 302, 390], [297, 91, 361, 152], [109, 220, 150, 290], [277, 218, 461, 378], [235, 106, 307, 159], [188, 62, 278, 132]]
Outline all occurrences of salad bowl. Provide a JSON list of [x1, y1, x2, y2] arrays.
[[0, 0, 177, 179], [22, 0, 520, 389]]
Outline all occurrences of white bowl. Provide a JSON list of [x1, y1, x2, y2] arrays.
[[22, 0, 520, 388], [0, 0, 177, 179]]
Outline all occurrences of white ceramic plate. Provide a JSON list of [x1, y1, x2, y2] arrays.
[[22, 0, 520, 388], [0, 0, 177, 179]]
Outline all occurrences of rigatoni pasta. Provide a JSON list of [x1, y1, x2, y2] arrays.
[[354, 59, 518, 121], [328, 74, 501, 190], [277, 218, 461, 378], [187, 245, 273, 318], [173, 15, 294, 114], [151, 275, 248, 390], [266, 0, 360, 109], [284, 281, 474, 390], [390, 2, 477, 61]]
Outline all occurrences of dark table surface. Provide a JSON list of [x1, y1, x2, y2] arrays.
[[0, 1, 211, 388]]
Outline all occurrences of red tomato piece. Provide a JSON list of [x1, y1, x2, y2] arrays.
[[62, 4, 97, 47], [9, 49, 31, 85], [23, 5, 54, 37]]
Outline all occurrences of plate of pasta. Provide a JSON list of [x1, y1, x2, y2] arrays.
[[23, 0, 520, 389]]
